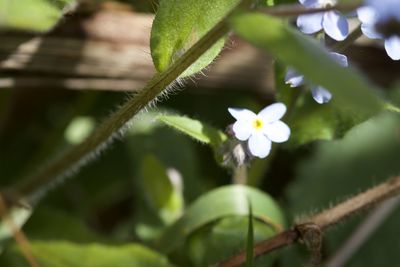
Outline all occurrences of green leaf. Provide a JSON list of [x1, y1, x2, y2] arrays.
[[158, 114, 227, 148], [150, 0, 240, 76], [0, 0, 74, 31], [388, 86, 400, 108], [275, 62, 351, 145], [127, 121, 204, 202], [230, 13, 383, 115], [158, 185, 285, 253], [185, 216, 276, 266], [140, 154, 184, 224], [245, 200, 254, 267], [1, 241, 175, 267], [23, 208, 103, 243]]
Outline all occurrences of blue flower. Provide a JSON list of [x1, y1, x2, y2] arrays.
[[297, 0, 349, 41], [285, 52, 348, 104], [357, 0, 400, 60]]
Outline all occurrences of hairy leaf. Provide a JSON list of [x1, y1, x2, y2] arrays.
[[150, 0, 240, 76], [158, 114, 227, 147]]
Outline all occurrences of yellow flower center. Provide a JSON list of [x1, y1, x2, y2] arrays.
[[252, 119, 264, 130]]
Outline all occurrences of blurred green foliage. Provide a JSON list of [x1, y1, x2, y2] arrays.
[[0, 0, 74, 31], [2, 241, 175, 267]]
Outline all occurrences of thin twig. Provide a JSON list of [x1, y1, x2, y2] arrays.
[[325, 196, 400, 267], [0, 194, 39, 267], [333, 25, 363, 52], [218, 176, 400, 266]]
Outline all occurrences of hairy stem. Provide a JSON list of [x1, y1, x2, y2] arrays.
[[8, 1, 253, 204], [305, 176, 400, 229]]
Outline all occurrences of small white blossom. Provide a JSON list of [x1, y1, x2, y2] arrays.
[[228, 103, 290, 159]]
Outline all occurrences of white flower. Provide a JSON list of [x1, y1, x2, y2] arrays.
[[228, 103, 291, 159]]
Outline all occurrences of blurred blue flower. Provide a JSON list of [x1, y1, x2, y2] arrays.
[[357, 0, 400, 60], [297, 0, 349, 41], [285, 52, 348, 104]]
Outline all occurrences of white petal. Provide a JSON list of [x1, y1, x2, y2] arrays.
[[311, 86, 332, 104], [297, 13, 324, 34], [258, 103, 287, 123], [232, 120, 252, 141], [360, 23, 382, 39], [299, 0, 319, 8], [263, 121, 291, 143], [285, 68, 305, 87], [228, 108, 256, 121], [357, 6, 382, 39], [370, 0, 400, 19], [330, 52, 348, 67], [384, 36, 400, 60], [322, 11, 349, 41], [357, 6, 378, 25], [248, 133, 272, 159]]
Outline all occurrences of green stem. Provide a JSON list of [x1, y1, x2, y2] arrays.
[[384, 103, 400, 113], [332, 25, 363, 53], [233, 164, 248, 184], [9, 1, 252, 204]]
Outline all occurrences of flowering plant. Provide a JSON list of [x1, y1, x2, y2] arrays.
[[0, 0, 399, 266]]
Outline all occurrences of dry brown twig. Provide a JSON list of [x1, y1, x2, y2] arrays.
[[0, 194, 39, 267], [218, 175, 400, 267]]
